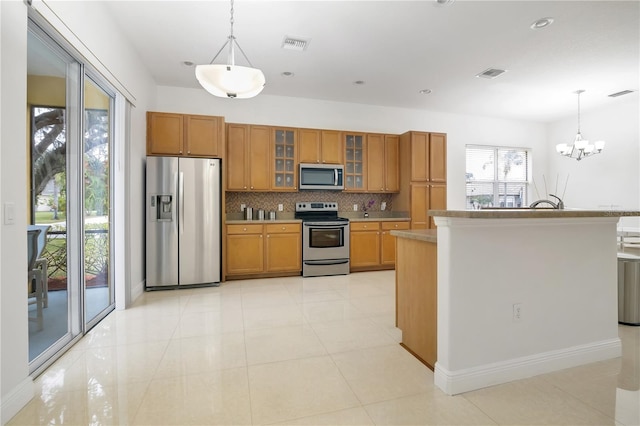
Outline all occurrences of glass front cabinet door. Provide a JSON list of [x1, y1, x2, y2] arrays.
[[344, 133, 364, 191], [273, 128, 297, 190]]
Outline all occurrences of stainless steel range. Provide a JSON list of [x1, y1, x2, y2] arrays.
[[295, 202, 350, 277]]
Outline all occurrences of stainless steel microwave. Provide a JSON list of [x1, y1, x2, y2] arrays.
[[299, 163, 344, 190]]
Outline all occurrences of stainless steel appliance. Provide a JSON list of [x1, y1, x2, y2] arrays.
[[299, 163, 344, 190], [295, 202, 350, 277], [146, 156, 221, 289]]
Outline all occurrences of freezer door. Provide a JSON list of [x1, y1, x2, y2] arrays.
[[178, 158, 221, 285], [146, 156, 179, 287]]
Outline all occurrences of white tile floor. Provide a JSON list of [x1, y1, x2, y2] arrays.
[[9, 270, 640, 425]]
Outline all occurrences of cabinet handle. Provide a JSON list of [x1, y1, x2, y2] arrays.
[[394, 224, 398, 228], [267, 235, 270, 238], [243, 227, 247, 231], [243, 186, 247, 189], [250, 186, 254, 189], [282, 227, 286, 230]]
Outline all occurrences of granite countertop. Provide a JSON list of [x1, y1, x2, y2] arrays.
[[390, 229, 437, 243], [429, 209, 640, 219]]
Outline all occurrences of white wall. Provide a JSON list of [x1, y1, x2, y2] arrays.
[[155, 86, 550, 209], [1, 0, 155, 422], [547, 97, 640, 229]]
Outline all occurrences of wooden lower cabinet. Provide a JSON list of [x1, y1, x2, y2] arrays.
[[226, 222, 301, 278], [350, 220, 410, 271], [395, 235, 437, 370]]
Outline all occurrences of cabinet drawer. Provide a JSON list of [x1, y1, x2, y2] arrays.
[[382, 221, 410, 231], [350, 221, 380, 231], [227, 224, 264, 234], [265, 223, 301, 234]]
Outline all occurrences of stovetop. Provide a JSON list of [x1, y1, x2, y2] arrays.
[[294, 202, 349, 222]]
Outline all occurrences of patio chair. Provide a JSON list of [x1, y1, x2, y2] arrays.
[[27, 229, 44, 330], [28, 224, 50, 307]]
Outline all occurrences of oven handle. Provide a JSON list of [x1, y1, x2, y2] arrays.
[[303, 221, 349, 227], [304, 259, 350, 266]]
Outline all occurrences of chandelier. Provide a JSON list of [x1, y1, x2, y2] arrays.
[[555, 90, 605, 161], [195, 0, 265, 99]]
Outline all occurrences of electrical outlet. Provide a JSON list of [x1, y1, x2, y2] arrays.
[[380, 202, 387, 211], [278, 204, 283, 211], [513, 303, 522, 321], [240, 203, 246, 211], [353, 204, 358, 211]]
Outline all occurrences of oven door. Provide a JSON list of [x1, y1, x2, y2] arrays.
[[302, 221, 350, 261]]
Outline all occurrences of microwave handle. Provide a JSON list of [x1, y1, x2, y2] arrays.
[[334, 169, 338, 186]]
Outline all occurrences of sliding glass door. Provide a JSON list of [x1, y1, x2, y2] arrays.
[[27, 20, 116, 373]]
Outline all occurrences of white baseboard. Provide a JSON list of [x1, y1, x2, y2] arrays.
[[131, 279, 144, 304], [1, 377, 34, 424], [434, 338, 622, 395]]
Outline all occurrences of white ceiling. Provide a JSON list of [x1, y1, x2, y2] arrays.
[[103, 0, 639, 123]]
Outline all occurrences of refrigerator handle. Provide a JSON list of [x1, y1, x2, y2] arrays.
[[179, 171, 185, 235]]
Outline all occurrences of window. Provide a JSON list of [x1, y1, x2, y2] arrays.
[[466, 145, 530, 209]]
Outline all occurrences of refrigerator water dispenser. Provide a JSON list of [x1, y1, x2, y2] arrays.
[[150, 195, 173, 221]]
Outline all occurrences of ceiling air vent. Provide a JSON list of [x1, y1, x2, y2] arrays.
[[282, 36, 310, 52], [476, 68, 507, 79], [608, 90, 635, 98]]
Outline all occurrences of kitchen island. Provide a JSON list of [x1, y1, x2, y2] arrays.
[[394, 209, 640, 395]]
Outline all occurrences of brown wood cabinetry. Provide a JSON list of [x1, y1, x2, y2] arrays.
[[298, 129, 343, 164], [344, 133, 365, 191], [147, 112, 223, 157], [396, 131, 447, 229], [350, 220, 409, 270], [226, 124, 270, 191], [226, 222, 301, 278], [367, 134, 399, 192]]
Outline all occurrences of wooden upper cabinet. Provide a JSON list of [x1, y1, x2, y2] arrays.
[[320, 130, 343, 164], [402, 131, 446, 183], [225, 123, 269, 191], [147, 112, 223, 157], [298, 129, 343, 164], [147, 112, 184, 155], [184, 115, 222, 157], [345, 133, 365, 191], [385, 135, 400, 192], [367, 134, 399, 192], [298, 129, 321, 163], [429, 133, 447, 182], [248, 126, 270, 191], [226, 124, 249, 190]]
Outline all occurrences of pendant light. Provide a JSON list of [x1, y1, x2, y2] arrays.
[[195, 0, 265, 99], [555, 90, 605, 161]]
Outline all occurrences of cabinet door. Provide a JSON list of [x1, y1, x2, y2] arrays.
[[429, 133, 447, 182], [429, 184, 447, 228], [410, 132, 429, 181], [226, 124, 249, 190], [298, 129, 320, 163], [185, 115, 221, 157], [410, 183, 428, 229], [350, 230, 380, 267], [147, 112, 184, 155], [226, 234, 264, 274], [320, 130, 343, 164], [248, 126, 271, 191], [381, 221, 410, 265], [345, 133, 365, 191], [273, 128, 297, 190], [366, 134, 385, 192], [384, 135, 400, 192], [265, 232, 301, 272]]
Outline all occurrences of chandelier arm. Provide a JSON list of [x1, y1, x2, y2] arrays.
[[208, 38, 231, 65], [232, 39, 256, 68]]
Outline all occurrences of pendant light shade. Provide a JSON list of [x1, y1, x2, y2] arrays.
[[196, 0, 265, 99], [195, 64, 265, 99]]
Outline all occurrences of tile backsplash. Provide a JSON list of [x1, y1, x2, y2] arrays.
[[226, 191, 394, 214]]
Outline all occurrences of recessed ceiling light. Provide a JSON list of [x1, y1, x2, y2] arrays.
[[530, 17, 554, 30], [419, 89, 432, 95], [281, 71, 295, 77], [353, 80, 366, 86], [434, 0, 454, 6], [182, 61, 194, 67]]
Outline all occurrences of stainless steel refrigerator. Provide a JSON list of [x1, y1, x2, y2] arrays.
[[146, 156, 221, 289]]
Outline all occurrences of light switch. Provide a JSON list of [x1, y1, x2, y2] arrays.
[[278, 204, 283, 211], [4, 202, 15, 225]]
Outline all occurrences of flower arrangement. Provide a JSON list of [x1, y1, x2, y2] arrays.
[[362, 199, 375, 212]]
